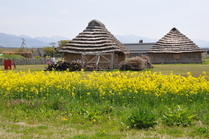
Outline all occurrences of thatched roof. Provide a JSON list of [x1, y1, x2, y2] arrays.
[[148, 28, 203, 53], [59, 20, 129, 54]]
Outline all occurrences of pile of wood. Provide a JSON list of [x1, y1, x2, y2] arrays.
[[45, 60, 82, 71], [119, 56, 153, 71]]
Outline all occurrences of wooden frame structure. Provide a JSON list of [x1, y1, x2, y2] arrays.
[[81, 52, 114, 70]]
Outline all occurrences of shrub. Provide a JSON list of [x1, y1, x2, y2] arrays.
[[162, 105, 195, 127], [126, 108, 157, 129]]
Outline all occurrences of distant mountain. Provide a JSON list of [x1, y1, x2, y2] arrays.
[[34, 36, 70, 44], [0, 33, 70, 48], [0, 33, 208, 48], [115, 35, 158, 43], [0, 33, 48, 48], [115, 35, 209, 48], [192, 39, 209, 48]]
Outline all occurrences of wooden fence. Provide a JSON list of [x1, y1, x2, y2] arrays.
[[0, 58, 48, 65]]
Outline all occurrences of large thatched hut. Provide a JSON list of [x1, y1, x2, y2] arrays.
[[147, 28, 204, 64], [58, 19, 129, 70]]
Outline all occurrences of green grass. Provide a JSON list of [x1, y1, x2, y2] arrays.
[[0, 64, 47, 71], [1, 62, 209, 76], [148, 64, 209, 77], [0, 58, 209, 74]]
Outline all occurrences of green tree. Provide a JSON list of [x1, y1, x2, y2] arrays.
[[43, 47, 56, 56], [58, 40, 70, 48]]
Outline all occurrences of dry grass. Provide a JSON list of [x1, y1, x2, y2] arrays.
[[119, 56, 146, 71], [0, 121, 203, 139]]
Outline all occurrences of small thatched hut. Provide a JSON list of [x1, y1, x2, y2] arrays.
[[58, 19, 129, 70], [147, 28, 204, 64]]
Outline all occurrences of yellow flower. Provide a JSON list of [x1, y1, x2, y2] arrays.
[[62, 118, 68, 121]]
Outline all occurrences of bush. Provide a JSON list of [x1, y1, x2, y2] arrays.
[[126, 108, 157, 129], [162, 105, 195, 127]]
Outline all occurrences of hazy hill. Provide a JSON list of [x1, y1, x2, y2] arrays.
[[34, 36, 70, 43], [0, 33, 71, 48], [0, 33, 49, 48], [0, 33, 208, 48], [115, 35, 158, 43], [192, 39, 209, 48], [115, 35, 209, 48]]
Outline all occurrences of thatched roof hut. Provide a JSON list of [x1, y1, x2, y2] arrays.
[[59, 19, 129, 70], [147, 28, 204, 64]]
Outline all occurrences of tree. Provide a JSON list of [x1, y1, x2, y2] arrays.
[[43, 47, 56, 56], [58, 40, 70, 48]]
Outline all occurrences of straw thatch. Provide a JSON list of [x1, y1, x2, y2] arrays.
[[147, 28, 203, 64], [148, 28, 203, 53], [58, 19, 129, 70], [58, 19, 129, 54], [119, 55, 153, 71]]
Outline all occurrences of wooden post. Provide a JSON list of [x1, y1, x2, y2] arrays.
[[110, 52, 114, 70], [96, 53, 100, 70], [81, 53, 85, 69]]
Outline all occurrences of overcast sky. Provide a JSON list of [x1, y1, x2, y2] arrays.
[[0, 0, 209, 41]]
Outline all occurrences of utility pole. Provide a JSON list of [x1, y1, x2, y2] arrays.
[[21, 38, 27, 48], [19, 38, 27, 52]]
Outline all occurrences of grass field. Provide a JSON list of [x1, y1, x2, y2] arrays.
[[1, 63, 209, 77], [0, 63, 209, 138], [0, 64, 47, 71], [150, 64, 209, 77]]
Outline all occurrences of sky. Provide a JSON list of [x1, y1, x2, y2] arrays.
[[0, 0, 209, 41]]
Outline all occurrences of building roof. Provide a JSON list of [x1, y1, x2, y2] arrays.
[[59, 19, 129, 54], [147, 28, 204, 53], [124, 43, 155, 53]]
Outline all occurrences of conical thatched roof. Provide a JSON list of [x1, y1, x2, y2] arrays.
[[59, 20, 129, 54], [148, 28, 203, 53]]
